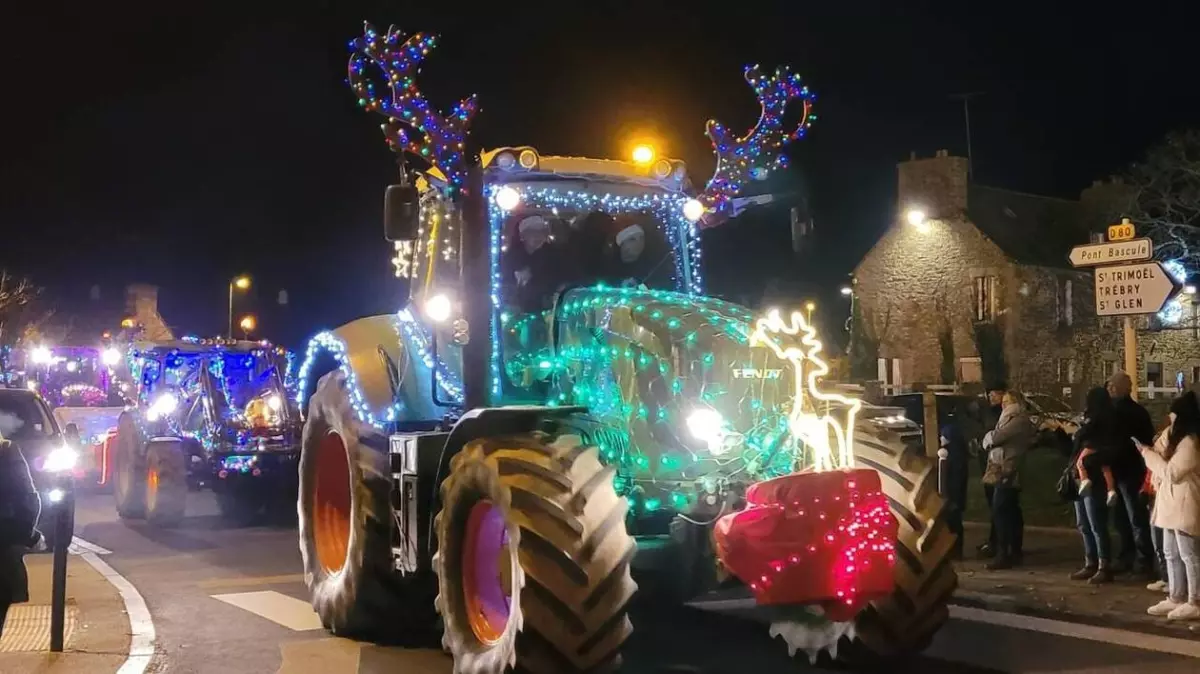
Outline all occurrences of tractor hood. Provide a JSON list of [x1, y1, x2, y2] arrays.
[[541, 286, 859, 495]]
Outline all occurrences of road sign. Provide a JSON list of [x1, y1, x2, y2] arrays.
[[1108, 219, 1136, 241], [1068, 237, 1153, 268], [1094, 261, 1181, 316]]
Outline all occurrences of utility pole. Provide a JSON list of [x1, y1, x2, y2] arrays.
[[950, 92, 984, 178]]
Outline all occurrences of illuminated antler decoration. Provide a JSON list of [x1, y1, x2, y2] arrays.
[[348, 23, 478, 191], [699, 66, 815, 222], [750, 310, 860, 471]]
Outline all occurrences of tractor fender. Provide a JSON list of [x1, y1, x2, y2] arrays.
[[297, 315, 407, 425], [439, 405, 588, 470]]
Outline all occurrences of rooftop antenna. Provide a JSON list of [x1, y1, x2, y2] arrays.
[[950, 92, 984, 179]]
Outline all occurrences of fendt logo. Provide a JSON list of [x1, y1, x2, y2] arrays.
[[731, 368, 783, 380]]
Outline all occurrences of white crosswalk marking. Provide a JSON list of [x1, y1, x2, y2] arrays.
[[211, 590, 324, 631]]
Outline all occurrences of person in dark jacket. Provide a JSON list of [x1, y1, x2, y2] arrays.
[[1069, 386, 1119, 584], [940, 407, 971, 560], [0, 436, 43, 636], [1108, 372, 1158, 578]]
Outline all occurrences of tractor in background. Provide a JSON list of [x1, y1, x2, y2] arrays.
[[111, 338, 300, 525], [294, 23, 956, 673], [16, 343, 131, 490]]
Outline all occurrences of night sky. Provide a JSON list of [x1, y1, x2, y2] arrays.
[[2, 1, 1197, 345]]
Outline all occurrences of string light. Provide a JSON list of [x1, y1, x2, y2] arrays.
[[700, 65, 815, 218], [295, 331, 402, 428], [395, 308, 465, 403], [348, 23, 477, 192], [713, 469, 896, 620]]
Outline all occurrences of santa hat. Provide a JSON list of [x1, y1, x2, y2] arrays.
[[615, 224, 644, 246], [518, 216, 548, 235]]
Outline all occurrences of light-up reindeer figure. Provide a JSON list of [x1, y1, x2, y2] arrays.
[[698, 65, 815, 221], [749, 309, 862, 472]]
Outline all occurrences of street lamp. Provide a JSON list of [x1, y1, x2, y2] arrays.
[[805, 301, 816, 325], [840, 286, 853, 296], [228, 275, 251, 339], [238, 315, 256, 339], [905, 209, 927, 226]]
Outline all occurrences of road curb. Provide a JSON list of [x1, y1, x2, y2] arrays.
[[950, 590, 1200, 642], [75, 539, 157, 674]]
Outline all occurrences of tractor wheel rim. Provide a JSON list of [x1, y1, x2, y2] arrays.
[[313, 430, 352, 574], [462, 500, 511, 645]]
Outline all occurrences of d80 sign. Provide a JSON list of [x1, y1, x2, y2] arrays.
[[1094, 261, 1180, 316]]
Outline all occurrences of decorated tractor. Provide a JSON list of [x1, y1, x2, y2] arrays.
[[293, 23, 956, 672], [110, 339, 300, 525], [16, 343, 131, 490]]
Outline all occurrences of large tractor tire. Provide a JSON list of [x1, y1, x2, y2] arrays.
[[298, 369, 436, 642], [112, 413, 146, 520], [434, 432, 637, 674], [145, 440, 187, 527], [849, 424, 958, 658]]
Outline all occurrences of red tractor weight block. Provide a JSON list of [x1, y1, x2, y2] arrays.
[[713, 468, 897, 622]]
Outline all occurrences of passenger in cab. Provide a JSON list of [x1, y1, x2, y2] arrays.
[[511, 215, 561, 312]]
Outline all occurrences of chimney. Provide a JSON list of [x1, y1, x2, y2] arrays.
[[935, 149, 949, 158], [897, 150, 969, 217], [909, 151, 917, 160]]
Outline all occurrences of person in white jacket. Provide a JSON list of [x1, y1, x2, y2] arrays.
[[1140, 391, 1200, 621]]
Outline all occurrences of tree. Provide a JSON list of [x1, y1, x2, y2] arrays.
[[1127, 129, 1200, 266], [0, 271, 41, 349]]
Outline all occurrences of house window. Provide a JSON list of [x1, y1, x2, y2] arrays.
[[1147, 362, 1164, 388], [973, 276, 997, 321], [1103, 360, 1118, 380], [1056, 279, 1074, 326], [1193, 366, 1200, 385], [877, 358, 903, 391], [1057, 357, 1076, 383]]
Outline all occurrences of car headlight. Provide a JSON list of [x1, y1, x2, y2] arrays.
[[146, 392, 179, 421], [42, 445, 79, 473]]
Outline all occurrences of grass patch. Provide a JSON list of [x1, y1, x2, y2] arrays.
[[963, 445, 1076, 528]]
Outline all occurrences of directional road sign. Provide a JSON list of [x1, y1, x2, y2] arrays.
[[1094, 261, 1182, 316], [1069, 237, 1153, 268]]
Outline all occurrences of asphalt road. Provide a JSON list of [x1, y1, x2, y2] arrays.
[[70, 492, 1200, 674]]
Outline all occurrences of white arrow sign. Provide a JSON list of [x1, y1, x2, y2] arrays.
[[1069, 237, 1153, 267], [1094, 261, 1181, 316]]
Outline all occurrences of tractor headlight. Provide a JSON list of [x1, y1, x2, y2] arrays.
[[686, 409, 730, 455], [146, 392, 179, 421], [42, 445, 79, 473]]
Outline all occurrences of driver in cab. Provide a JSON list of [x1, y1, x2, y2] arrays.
[[511, 215, 561, 312], [608, 222, 655, 288]]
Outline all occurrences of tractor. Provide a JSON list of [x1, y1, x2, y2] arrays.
[[111, 338, 300, 525], [294, 23, 956, 672]]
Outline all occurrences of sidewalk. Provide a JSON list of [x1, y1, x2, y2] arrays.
[[0, 550, 130, 673], [953, 522, 1200, 639]]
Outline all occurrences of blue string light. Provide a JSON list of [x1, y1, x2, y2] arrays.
[[295, 331, 401, 429], [394, 308, 465, 403]]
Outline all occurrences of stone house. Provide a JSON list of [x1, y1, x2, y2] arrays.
[[849, 150, 1182, 397]]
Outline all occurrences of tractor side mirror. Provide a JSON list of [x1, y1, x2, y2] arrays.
[[384, 184, 420, 242]]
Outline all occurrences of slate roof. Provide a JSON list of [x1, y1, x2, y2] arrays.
[[967, 185, 1086, 270]]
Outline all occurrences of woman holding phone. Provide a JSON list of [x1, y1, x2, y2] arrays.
[[1139, 391, 1200, 620]]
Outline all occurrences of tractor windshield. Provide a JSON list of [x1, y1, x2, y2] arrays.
[[499, 209, 676, 313], [210, 353, 290, 429]]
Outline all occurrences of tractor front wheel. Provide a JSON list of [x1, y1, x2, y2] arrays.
[[145, 441, 187, 527], [435, 432, 637, 674], [849, 425, 958, 659], [297, 370, 436, 643]]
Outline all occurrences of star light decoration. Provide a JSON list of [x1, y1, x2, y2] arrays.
[[698, 65, 815, 223], [1158, 259, 1189, 325], [348, 23, 478, 192]]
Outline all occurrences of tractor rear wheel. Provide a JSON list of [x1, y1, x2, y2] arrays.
[[849, 425, 958, 659], [298, 370, 436, 643], [112, 413, 146, 520], [145, 441, 187, 527], [435, 432, 637, 674]]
